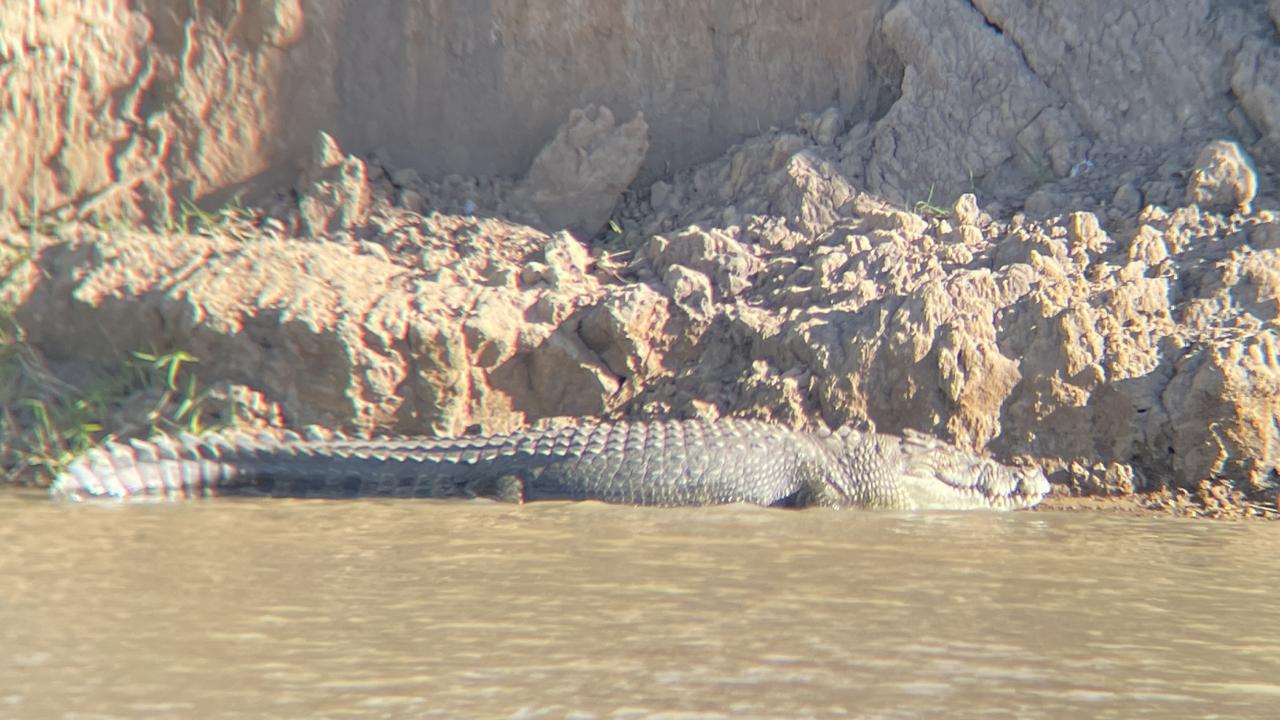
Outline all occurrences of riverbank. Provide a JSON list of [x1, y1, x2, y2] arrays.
[[2, 1, 1278, 512], [1038, 491, 1280, 521]]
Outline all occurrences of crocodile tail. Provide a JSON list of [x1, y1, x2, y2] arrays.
[[50, 433, 268, 501], [49, 429, 523, 501]]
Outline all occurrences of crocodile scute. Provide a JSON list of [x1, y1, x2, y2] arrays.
[[50, 419, 1050, 510]]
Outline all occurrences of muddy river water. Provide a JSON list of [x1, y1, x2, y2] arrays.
[[2, 493, 1278, 719]]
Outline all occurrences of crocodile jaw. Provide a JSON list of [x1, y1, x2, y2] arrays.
[[902, 459, 1050, 511]]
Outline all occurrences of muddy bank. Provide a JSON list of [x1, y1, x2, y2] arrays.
[[2, 1, 1279, 512], [6, 1, 1280, 233]]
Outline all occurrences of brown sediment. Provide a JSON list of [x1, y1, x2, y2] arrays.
[[1038, 490, 1280, 521]]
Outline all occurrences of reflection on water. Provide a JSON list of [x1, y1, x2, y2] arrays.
[[2, 492, 1278, 719]]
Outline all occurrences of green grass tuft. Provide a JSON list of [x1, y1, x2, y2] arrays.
[[1, 328, 241, 484], [912, 184, 950, 219]]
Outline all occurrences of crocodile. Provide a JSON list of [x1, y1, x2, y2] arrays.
[[50, 419, 1049, 510]]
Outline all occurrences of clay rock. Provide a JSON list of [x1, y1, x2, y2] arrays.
[[525, 330, 620, 417], [519, 231, 593, 289], [298, 132, 373, 236], [951, 193, 981, 227], [647, 226, 763, 301], [866, 0, 1087, 206], [1065, 212, 1110, 257], [1233, 250, 1280, 322], [1127, 225, 1170, 266], [540, 231, 592, 281], [629, 130, 861, 246], [1161, 334, 1280, 495], [511, 105, 649, 237], [695, 134, 858, 240], [462, 291, 524, 369], [770, 151, 859, 238], [1232, 36, 1280, 142], [1111, 183, 1144, 218], [13, 222, 624, 438], [797, 106, 843, 146], [1185, 140, 1258, 214], [578, 286, 672, 381], [1067, 461, 1138, 495], [1187, 247, 1280, 324], [24, 230, 413, 430], [662, 264, 715, 320], [969, 0, 1232, 151], [1253, 220, 1280, 250]]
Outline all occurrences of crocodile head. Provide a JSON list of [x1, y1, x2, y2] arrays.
[[896, 430, 1050, 511], [823, 427, 1050, 510], [900, 450, 1050, 510]]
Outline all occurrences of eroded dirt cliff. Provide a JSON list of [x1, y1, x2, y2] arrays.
[[3, 1, 1279, 514]]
